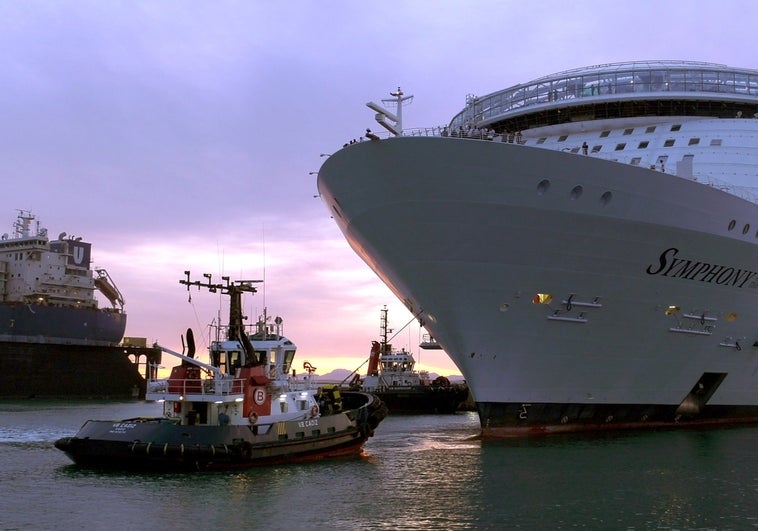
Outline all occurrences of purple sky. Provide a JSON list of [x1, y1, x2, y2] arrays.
[[2, 1, 756, 376]]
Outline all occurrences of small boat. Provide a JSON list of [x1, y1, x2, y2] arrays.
[[349, 307, 469, 414], [55, 272, 387, 471]]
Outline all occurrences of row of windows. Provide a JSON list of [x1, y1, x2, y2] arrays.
[[535, 128, 723, 154], [539, 123, 686, 144], [537, 180, 758, 239], [726, 219, 758, 239]]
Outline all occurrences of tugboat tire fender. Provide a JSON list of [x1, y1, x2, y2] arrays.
[[311, 405, 319, 418]]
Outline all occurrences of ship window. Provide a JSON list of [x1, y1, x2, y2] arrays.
[[645, 126, 656, 133], [728, 220, 736, 231], [688, 138, 700, 145], [558, 135, 568, 142], [743, 224, 750, 235], [599, 130, 610, 138], [570, 185, 583, 200], [615, 143, 626, 151], [710, 139, 722, 146], [670, 124, 682, 131], [600, 191, 612, 206], [570, 147, 580, 154], [631, 157, 641, 166], [638, 141, 649, 149], [664, 139, 675, 147], [536, 137, 547, 144], [591, 145, 602, 153], [623, 128, 634, 135], [537, 179, 550, 195]]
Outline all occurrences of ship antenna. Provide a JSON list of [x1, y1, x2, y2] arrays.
[[262, 224, 266, 310], [366, 86, 413, 136]]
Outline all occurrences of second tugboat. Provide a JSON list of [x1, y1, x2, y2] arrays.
[[55, 272, 387, 471], [351, 307, 469, 414]]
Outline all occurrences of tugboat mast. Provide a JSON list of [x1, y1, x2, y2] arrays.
[[180, 271, 262, 358]]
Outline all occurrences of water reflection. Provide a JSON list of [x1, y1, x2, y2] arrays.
[[1, 402, 756, 529]]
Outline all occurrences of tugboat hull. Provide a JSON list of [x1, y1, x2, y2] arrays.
[[55, 392, 387, 471], [375, 386, 470, 415]]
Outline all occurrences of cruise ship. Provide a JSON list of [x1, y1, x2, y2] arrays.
[[316, 61, 758, 437]]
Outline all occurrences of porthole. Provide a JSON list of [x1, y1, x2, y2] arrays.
[[600, 191, 613, 206], [728, 220, 736, 231], [743, 224, 750, 235], [570, 185, 583, 200], [537, 179, 550, 196]]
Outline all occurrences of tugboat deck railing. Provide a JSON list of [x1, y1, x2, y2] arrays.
[[146, 377, 246, 402]]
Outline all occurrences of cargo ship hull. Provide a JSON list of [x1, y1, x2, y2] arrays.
[[0, 341, 160, 398], [0, 304, 126, 345]]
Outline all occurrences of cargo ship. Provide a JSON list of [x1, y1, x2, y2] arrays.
[[317, 61, 758, 437], [0, 210, 159, 397]]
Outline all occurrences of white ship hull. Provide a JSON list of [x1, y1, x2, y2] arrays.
[[318, 136, 758, 436]]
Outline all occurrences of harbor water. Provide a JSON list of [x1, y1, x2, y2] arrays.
[[1, 400, 756, 530]]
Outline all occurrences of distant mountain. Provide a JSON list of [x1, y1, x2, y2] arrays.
[[317, 368, 355, 383]]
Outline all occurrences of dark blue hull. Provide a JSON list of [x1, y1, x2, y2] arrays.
[[0, 303, 126, 345]]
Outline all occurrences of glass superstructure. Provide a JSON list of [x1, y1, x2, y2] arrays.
[[451, 61, 758, 131]]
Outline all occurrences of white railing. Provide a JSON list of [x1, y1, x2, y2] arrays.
[[146, 377, 245, 397]]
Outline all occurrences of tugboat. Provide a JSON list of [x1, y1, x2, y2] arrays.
[[55, 272, 387, 471], [351, 307, 469, 414]]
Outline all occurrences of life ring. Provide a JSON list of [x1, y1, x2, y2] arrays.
[[310, 405, 319, 418], [248, 412, 258, 424]]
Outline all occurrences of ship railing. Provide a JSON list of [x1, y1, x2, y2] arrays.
[[358, 126, 526, 144], [349, 127, 758, 205], [146, 377, 246, 399]]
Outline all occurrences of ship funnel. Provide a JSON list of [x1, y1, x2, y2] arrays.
[[186, 328, 196, 358]]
